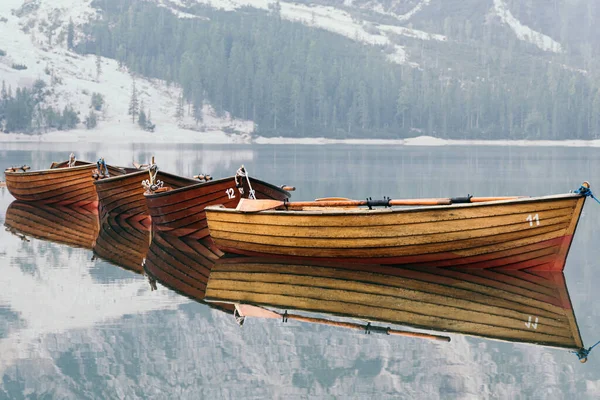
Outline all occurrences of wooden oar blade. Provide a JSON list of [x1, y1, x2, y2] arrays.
[[236, 198, 285, 212], [236, 304, 281, 319]]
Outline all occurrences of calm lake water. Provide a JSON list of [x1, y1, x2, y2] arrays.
[[1, 143, 600, 399]]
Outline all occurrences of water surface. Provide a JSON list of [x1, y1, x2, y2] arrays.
[[1, 144, 599, 399]]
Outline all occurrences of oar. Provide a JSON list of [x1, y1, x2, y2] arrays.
[[236, 196, 525, 212], [236, 304, 450, 342]]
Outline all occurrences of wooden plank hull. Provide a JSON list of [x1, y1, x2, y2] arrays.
[[205, 258, 584, 351], [94, 170, 197, 218], [92, 214, 151, 274], [4, 161, 126, 207], [143, 232, 235, 313], [144, 177, 290, 239], [205, 194, 586, 271], [4, 201, 99, 249]]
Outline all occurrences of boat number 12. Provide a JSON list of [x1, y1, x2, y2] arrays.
[[526, 214, 540, 227], [225, 188, 236, 199]]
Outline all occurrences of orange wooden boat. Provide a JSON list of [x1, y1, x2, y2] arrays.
[[94, 167, 197, 218], [4, 201, 99, 249], [205, 257, 588, 357], [4, 156, 126, 207], [144, 166, 292, 239], [143, 232, 235, 313], [92, 214, 151, 274], [205, 185, 593, 271]]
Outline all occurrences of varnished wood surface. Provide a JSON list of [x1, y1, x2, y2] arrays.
[[5, 160, 126, 206], [92, 214, 151, 274], [205, 194, 585, 270], [143, 232, 235, 313], [94, 170, 197, 218], [144, 176, 290, 239], [4, 201, 99, 249], [205, 258, 584, 350]]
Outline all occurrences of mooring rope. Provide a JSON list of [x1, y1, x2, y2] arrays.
[[574, 182, 600, 205], [142, 163, 163, 191], [235, 166, 256, 200], [573, 340, 600, 362]]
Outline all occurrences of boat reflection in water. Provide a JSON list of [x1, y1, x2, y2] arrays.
[[4, 200, 150, 275], [5, 201, 100, 249], [143, 232, 236, 314], [204, 256, 592, 361]]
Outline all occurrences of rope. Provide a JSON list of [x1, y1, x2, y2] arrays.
[[235, 165, 256, 200], [96, 158, 110, 177], [142, 163, 163, 191], [574, 183, 600, 205], [68, 153, 76, 167], [573, 340, 600, 362]]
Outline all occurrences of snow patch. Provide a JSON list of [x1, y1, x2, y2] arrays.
[[369, 0, 430, 22], [190, 0, 413, 65], [493, 0, 562, 53]]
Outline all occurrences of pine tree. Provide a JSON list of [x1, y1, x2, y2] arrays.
[[128, 80, 139, 123], [95, 54, 102, 81], [192, 102, 203, 124], [67, 18, 74, 50], [175, 93, 184, 121]]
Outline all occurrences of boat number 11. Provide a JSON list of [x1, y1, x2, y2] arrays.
[[225, 188, 236, 199], [526, 214, 540, 227]]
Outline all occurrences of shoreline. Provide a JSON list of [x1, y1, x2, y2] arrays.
[[2, 132, 600, 147]]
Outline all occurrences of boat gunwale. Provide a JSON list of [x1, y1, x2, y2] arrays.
[[204, 193, 583, 217], [143, 175, 291, 199], [5, 161, 126, 178], [93, 169, 197, 186]]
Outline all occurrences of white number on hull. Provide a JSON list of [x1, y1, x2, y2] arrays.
[[526, 214, 540, 227], [525, 316, 539, 329], [225, 188, 236, 199]]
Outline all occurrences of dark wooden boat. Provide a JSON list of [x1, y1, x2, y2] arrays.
[[144, 168, 291, 239], [4, 201, 99, 249], [205, 258, 586, 354], [4, 158, 126, 207], [92, 214, 151, 274], [94, 168, 197, 218], [143, 232, 235, 313], [205, 189, 589, 271]]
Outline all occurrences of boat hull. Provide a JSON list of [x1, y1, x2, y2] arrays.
[[144, 177, 290, 239], [94, 170, 197, 218], [5, 161, 125, 207], [205, 194, 585, 271], [205, 259, 584, 350]]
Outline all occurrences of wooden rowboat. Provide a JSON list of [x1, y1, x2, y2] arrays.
[[4, 201, 100, 249], [204, 188, 590, 271], [205, 258, 587, 355], [143, 232, 235, 313], [4, 158, 126, 207], [94, 168, 197, 218], [144, 167, 291, 239]]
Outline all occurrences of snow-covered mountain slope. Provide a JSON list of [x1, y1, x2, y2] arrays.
[[0, 0, 253, 143], [492, 0, 562, 53]]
